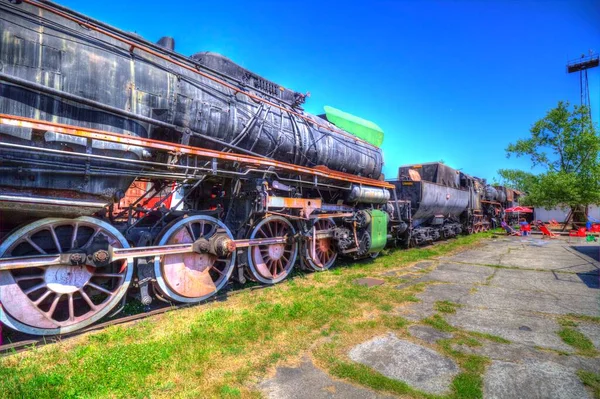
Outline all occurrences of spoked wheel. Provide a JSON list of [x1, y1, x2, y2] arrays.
[[247, 215, 298, 284], [0, 217, 133, 335], [302, 218, 338, 271], [153, 215, 235, 303]]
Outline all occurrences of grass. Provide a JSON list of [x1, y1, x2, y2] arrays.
[[327, 360, 426, 398], [558, 328, 597, 356], [435, 300, 462, 314], [451, 373, 483, 399], [578, 370, 600, 399], [423, 314, 457, 332], [565, 314, 600, 324], [558, 317, 579, 327], [0, 231, 498, 398], [468, 331, 511, 344]]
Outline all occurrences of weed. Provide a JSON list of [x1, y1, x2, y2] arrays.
[[381, 315, 409, 330], [558, 318, 579, 327], [451, 373, 483, 399], [423, 314, 456, 332], [558, 328, 596, 356], [378, 303, 394, 312], [577, 370, 600, 399], [566, 314, 600, 324], [328, 361, 426, 398], [468, 331, 510, 344], [434, 300, 462, 314]]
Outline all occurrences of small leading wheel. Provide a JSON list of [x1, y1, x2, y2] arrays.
[[247, 215, 298, 284], [0, 217, 133, 335], [153, 215, 236, 303], [302, 218, 338, 271]]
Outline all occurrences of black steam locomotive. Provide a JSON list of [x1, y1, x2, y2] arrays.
[[389, 162, 522, 246], [0, 0, 520, 336]]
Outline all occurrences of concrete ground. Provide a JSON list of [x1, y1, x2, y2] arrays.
[[260, 236, 600, 398]]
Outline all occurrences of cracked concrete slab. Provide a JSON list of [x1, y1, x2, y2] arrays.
[[414, 283, 473, 305], [446, 307, 574, 352], [408, 325, 453, 344], [416, 262, 496, 285], [259, 358, 394, 399], [577, 322, 600, 349], [349, 333, 458, 395], [484, 360, 591, 399], [463, 284, 599, 316], [392, 238, 599, 398], [489, 268, 599, 294], [457, 341, 600, 374]]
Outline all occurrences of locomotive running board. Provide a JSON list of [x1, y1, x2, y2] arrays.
[[0, 114, 393, 190]]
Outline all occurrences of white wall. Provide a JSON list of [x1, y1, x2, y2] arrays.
[[534, 205, 600, 222]]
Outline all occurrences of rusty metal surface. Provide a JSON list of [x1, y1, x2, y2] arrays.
[[266, 196, 322, 218], [247, 216, 298, 284], [153, 215, 236, 303]]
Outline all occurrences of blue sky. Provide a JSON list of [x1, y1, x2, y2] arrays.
[[61, 0, 599, 182]]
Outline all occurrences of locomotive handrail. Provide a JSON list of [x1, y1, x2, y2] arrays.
[[0, 114, 394, 189], [16, 0, 377, 150]]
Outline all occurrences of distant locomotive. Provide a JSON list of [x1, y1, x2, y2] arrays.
[[388, 162, 523, 246], [0, 0, 520, 337]]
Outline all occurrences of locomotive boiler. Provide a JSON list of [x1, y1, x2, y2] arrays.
[[0, 0, 383, 223]]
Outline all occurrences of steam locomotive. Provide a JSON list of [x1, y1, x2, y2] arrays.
[[0, 0, 521, 336]]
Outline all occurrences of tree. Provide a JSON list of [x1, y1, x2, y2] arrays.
[[498, 101, 600, 220]]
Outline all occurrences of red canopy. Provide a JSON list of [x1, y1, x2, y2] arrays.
[[505, 206, 533, 213]]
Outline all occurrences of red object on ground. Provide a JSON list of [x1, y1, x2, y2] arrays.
[[537, 223, 558, 238], [569, 228, 587, 238]]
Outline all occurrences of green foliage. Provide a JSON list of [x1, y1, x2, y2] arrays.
[[577, 370, 600, 399], [558, 327, 597, 356], [566, 313, 600, 324], [423, 314, 456, 332], [468, 331, 510, 344], [451, 372, 483, 399], [434, 300, 462, 314], [498, 101, 600, 209]]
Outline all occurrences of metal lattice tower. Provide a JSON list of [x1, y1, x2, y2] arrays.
[[567, 52, 599, 122]]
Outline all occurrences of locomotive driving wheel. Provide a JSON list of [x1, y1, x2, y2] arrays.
[[154, 215, 236, 303], [0, 217, 133, 335], [247, 215, 298, 284], [302, 218, 338, 271]]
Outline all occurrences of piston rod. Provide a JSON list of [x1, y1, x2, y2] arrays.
[[0, 234, 321, 271]]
